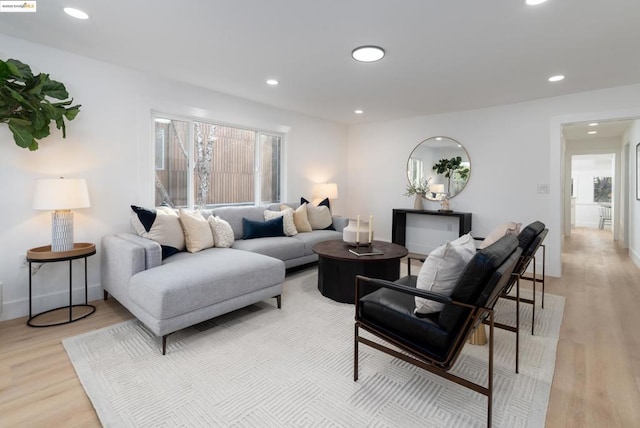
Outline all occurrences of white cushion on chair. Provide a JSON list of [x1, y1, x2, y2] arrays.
[[415, 233, 476, 315], [477, 222, 522, 249]]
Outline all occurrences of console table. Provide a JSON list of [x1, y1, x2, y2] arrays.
[[392, 209, 472, 251]]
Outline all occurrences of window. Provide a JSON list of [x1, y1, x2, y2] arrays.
[[154, 116, 282, 208]]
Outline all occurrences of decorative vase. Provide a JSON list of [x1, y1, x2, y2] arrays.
[[343, 219, 373, 246], [413, 194, 424, 210]]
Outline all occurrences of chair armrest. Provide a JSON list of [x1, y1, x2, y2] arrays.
[[356, 275, 452, 304]]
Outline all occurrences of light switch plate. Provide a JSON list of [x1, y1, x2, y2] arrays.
[[537, 184, 550, 194]]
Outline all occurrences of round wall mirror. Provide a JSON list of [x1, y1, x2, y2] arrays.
[[407, 136, 471, 201]]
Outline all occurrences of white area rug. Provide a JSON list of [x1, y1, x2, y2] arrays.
[[64, 268, 564, 427]]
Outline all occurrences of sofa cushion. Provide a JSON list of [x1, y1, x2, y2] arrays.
[[264, 209, 297, 236], [232, 236, 305, 261], [130, 205, 185, 259], [358, 284, 450, 361], [129, 248, 284, 320], [301, 197, 334, 230], [242, 217, 285, 239], [286, 203, 312, 233], [291, 229, 343, 255], [209, 205, 265, 240], [178, 209, 214, 253], [208, 216, 235, 248]]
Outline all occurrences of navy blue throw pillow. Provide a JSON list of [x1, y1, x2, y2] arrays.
[[242, 216, 285, 239]]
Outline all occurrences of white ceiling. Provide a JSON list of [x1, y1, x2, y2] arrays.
[[563, 120, 633, 141], [1, 0, 640, 124]]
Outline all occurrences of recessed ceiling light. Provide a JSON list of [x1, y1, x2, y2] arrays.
[[64, 7, 89, 19], [526, 0, 548, 5], [352, 46, 385, 63], [548, 75, 565, 82], [588, 122, 598, 126], [435, 137, 442, 141], [266, 79, 279, 86], [588, 131, 598, 135], [354, 109, 364, 114]]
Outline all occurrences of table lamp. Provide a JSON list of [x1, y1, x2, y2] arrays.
[[430, 184, 445, 200], [33, 178, 90, 252]]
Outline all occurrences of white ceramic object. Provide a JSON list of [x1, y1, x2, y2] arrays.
[[342, 219, 373, 245]]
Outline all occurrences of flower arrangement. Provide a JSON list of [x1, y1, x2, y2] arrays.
[[404, 177, 431, 197]]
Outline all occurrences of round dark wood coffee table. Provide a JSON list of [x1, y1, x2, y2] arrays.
[[312, 240, 408, 304]]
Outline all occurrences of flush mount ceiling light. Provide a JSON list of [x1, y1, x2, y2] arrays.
[[354, 109, 364, 114], [351, 46, 385, 63], [548, 74, 565, 82], [266, 79, 279, 86], [526, 0, 548, 5], [64, 7, 89, 19]]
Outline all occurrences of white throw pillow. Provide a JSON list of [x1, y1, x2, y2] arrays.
[[306, 203, 332, 230], [130, 205, 185, 258], [178, 209, 214, 253], [285, 203, 312, 233], [264, 209, 298, 236], [414, 239, 475, 315], [477, 222, 522, 249], [450, 233, 477, 257], [208, 215, 235, 248]]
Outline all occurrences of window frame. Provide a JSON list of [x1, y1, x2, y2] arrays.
[[152, 112, 285, 209]]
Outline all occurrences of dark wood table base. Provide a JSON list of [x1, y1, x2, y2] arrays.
[[313, 240, 408, 304]]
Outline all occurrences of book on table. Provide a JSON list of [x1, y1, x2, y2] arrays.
[[348, 246, 384, 256]]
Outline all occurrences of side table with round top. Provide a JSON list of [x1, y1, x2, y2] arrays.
[[312, 240, 408, 304], [26, 243, 97, 327]]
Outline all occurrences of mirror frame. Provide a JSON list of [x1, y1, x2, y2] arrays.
[[406, 136, 471, 201]]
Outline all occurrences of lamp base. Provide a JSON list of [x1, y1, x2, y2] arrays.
[[52, 210, 74, 252]]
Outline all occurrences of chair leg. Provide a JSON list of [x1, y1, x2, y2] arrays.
[[531, 256, 536, 335], [515, 276, 520, 374], [103, 290, 109, 301], [488, 310, 494, 427], [541, 245, 546, 309], [354, 324, 360, 381]]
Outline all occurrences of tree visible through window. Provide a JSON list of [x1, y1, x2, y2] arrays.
[[593, 176, 612, 203], [154, 116, 282, 207]]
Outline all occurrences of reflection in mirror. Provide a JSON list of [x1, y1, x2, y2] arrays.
[[407, 136, 470, 201]]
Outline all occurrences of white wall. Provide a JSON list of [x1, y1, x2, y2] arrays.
[[348, 84, 640, 277], [0, 35, 348, 321], [628, 120, 640, 266]]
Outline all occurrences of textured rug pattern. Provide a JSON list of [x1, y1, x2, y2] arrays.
[[64, 269, 564, 427]]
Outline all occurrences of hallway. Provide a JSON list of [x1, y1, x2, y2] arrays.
[[546, 227, 640, 427]]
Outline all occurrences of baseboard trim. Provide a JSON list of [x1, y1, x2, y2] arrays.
[[0, 283, 103, 322]]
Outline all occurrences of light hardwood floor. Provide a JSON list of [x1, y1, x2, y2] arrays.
[[0, 227, 639, 427]]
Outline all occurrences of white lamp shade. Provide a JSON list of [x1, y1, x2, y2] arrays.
[[317, 183, 338, 200], [430, 184, 445, 194], [33, 178, 90, 210]]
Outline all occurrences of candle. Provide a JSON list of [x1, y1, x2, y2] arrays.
[[369, 215, 373, 244], [356, 215, 360, 244]]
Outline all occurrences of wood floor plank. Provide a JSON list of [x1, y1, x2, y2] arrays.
[[0, 227, 638, 427]]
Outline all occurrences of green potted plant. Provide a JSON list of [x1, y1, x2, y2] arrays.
[[432, 156, 466, 196], [0, 58, 81, 151]]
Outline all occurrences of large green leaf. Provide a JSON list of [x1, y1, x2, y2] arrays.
[[0, 61, 10, 80], [64, 105, 81, 120], [42, 79, 69, 100], [2, 58, 80, 150], [7, 59, 33, 80], [8, 121, 35, 149]]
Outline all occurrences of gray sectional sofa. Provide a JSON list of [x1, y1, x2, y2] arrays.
[[101, 202, 347, 354]]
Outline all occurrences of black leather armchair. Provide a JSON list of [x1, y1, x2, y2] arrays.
[[500, 221, 548, 335], [354, 235, 522, 427]]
